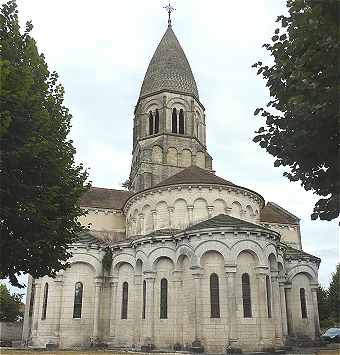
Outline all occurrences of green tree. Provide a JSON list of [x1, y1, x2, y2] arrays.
[[253, 0, 339, 221], [328, 263, 340, 324], [317, 284, 330, 328], [0, 0, 90, 287], [0, 284, 23, 322]]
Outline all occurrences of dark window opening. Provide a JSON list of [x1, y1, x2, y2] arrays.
[[142, 280, 146, 319], [149, 111, 154, 135], [155, 109, 159, 134], [73, 282, 83, 319], [266, 275, 272, 318], [179, 109, 184, 134], [300, 288, 307, 318], [242, 273, 252, 318], [41, 283, 48, 320], [172, 108, 177, 133], [160, 278, 168, 319], [210, 273, 220, 318], [121, 282, 128, 319]]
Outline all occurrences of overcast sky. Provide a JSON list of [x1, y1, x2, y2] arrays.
[[5, 0, 338, 296]]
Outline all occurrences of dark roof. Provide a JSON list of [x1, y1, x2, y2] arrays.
[[184, 214, 274, 234], [261, 202, 299, 224], [77, 232, 101, 245], [154, 166, 235, 188], [283, 244, 320, 264], [80, 187, 133, 210]]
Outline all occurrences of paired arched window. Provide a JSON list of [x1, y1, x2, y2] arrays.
[[121, 282, 128, 319], [242, 273, 252, 318], [73, 282, 83, 319], [148, 109, 159, 135], [300, 288, 307, 318], [41, 283, 48, 320], [142, 280, 146, 319], [266, 275, 272, 318], [210, 273, 220, 318], [160, 278, 168, 319], [172, 108, 184, 134]]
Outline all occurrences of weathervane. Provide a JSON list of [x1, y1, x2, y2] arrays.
[[164, 2, 175, 27]]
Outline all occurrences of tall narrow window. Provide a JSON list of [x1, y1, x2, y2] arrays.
[[300, 288, 307, 318], [149, 111, 154, 135], [41, 283, 48, 320], [266, 275, 272, 318], [179, 109, 184, 134], [73, 282, 83, 319], [160, 278, 168, 319], [121, 282, 128, 319], [210, 273, 220, 318], [155, 109, 159, 134], [242, 273, 252, 318], [172, 108, 177, 133], [142, 280, 146, 319], [29, 283, 35, 317]]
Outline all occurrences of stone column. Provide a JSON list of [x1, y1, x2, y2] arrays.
[[311, 283, 321, 337], [134, 273, 143, 344], [187, 206, 194, 225], [53, 274, 64, 339], [93, 277, 103, 340], [172, 270, 183, 344], [190, 266, 202, 340], [109, 277, 118, 339], [162, 95, 167, 133], [144, 271, 156, 345], [284, 283, 293, 336], [22, 276, 33, 342], [279, 279, 288, 338], [151, 210, 157, 231], [168, 207, 174, 229], [31, 281, 42, 337], [255, 266, 269, 347], [225, 264, 238, 345], [271, 271, 283, 344], [139, 213, 144, 235], [208, 206, 214, 218]]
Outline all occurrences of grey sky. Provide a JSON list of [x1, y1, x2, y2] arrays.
[[6, 0, 338, 295]]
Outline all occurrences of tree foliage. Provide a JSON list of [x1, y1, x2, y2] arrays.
[[253, 0, 339, 221], [0, 0, 90, 287], [0, 283, 23, 322]]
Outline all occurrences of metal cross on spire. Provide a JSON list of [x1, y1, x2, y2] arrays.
[[164, 2, 175, 27]]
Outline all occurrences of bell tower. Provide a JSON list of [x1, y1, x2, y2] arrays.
[[129, 20, 213, 192]]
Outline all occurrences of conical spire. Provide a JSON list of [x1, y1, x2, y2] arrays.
[[139, 26, 199, 99]]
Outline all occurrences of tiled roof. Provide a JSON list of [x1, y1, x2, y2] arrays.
[[282, 243, 320, 264], [154, 166, 234, 188], [139, 26, 199, 99], [79, 187, 133, 210], [261, 202, 299, 224], [184, 214, 274, 233]]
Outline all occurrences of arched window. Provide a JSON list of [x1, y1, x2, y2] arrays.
[[242, 273, 252, 318], [179, 109, 184, 134], [155, 109, 159, 134], [266, 275, 272, 318], [73, 282, 83, 319], [172, 108, 177, 133], [160, 278, 168, 319], [41, 283, 48, 320], [300, 288, 307, 318], [149, 111, 154, 135], [142, 280, 146, 319], [121, 282, 128, 319], [210, 273, 220, 318]]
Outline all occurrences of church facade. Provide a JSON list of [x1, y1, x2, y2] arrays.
[[22, 22, 321, 353]]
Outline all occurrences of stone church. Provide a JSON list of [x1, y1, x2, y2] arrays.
[[22, 20, 321, 353]]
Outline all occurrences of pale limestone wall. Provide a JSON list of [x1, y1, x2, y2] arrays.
[[124, 184, 263, 238], [261, 222, 301, 250], [78, 208, 125, 232]]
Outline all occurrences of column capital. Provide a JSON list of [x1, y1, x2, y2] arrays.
[[224, 264, 237, 274], [190, 265, 202, 278], [94, 276, 103, 287], [168, 206, 174, 213], [151, 209, 157, 215], [255, 265, 269, 275], [310, 282, 319, 291], [143, 271, 156, 280], [187, 205, 194, 211], [53, 274, 64, 284], [270, 270, 279, 279]]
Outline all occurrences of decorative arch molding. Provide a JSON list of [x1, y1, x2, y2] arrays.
[[167, 97, 190, 111], [230, 239, 264, 265], [194, 240, 230, 263], [287, 265, 317, 283], [68, 260, 97, 276], [141, 97, 162, 113], [175, 244, 194, 266], [263, 243, 278, 261], [69, 252, 101, 276], [148, 246, 176, 270], [112, 253, 136, 274]]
